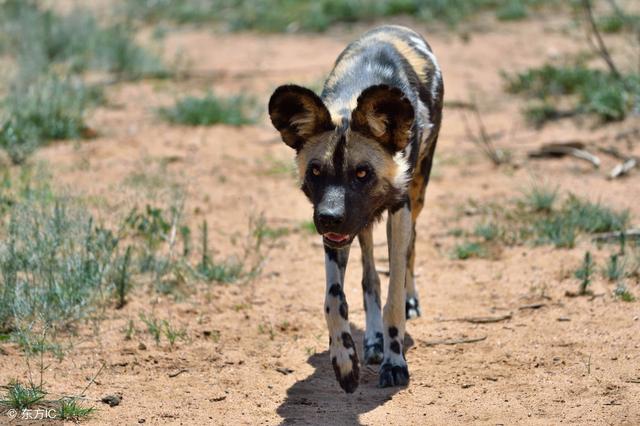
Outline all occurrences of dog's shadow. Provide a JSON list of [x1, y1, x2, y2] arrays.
[[276, 325, 414, 425]]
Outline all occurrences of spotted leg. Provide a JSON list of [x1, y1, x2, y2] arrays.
[[358, 225, 384, 364], [379, 201, 412, 387], [324, 245, 359, 393]]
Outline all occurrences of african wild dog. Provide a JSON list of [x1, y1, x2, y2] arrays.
[[268, 25, 443, 393]]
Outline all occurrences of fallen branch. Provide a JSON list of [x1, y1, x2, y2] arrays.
[[592, 229, 640, 242], [437, 313, 512, 324], [420, 335, 487, 347], [609, 158, 637, 179], [528, 142, 600, 168]]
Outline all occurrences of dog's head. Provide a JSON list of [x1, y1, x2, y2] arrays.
[[268, 84, 414, 248]]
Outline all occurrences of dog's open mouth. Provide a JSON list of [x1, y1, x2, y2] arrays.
[[323, 232, 352, 247]]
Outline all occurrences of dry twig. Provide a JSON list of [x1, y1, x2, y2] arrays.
[[528, 141, 601, 168], [592, 229, 640, 242], [436, 313, 512, 324], [420, 336, 487, 347]]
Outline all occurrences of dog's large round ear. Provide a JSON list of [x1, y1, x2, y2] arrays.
[[268, 85, 334, 150], [350, 85, 414, 152]]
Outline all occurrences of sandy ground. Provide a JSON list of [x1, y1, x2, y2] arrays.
[[1, 12, 640, 426]]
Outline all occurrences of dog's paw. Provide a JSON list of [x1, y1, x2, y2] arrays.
[[378, 360, 410, 388], [405, 296, 421, 320], [363, 332, 384, 365], [330, 332, 360, 393]]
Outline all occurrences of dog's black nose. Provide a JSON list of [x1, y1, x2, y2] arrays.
[[317, 208, 345, 228]]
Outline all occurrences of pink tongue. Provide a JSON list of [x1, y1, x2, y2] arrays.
[[325, 233, 348, 242]]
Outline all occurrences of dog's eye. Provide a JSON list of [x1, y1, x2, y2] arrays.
[[312, 167, 321, 176], [356, 169, 367, 179]]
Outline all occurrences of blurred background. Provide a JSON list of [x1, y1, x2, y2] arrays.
[[0, 0, 639, 424]]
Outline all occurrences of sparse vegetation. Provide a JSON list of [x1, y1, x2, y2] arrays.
[[453, 241, 486, 260], [1, 382, 45, 410], [603, 253, 624, 281], [158, 93, 255, 126], [125, 0, 561, 31], [0, 75, 103, 163], [0, 1, 168, 162], [0, 1, 167, 79], [521, 183, 558, 213], [614, 281, 635, 302], [457, 187, 630, 251], [58, 398, 95, 421], [0, 169, 122, 334], [140, 313, 163, 345], [574, 251, 595, 296], [474, 222, 501, 241], [505, 63, 640, 125], [299, 220, 317, 234]]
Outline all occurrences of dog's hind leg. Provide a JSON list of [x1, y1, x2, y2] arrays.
[[405, 180, 425, 320], [358, 225, 384, 365], [379, 201, 412, 387], [405, 140, 437, 319], [324, 245, 360, 393]]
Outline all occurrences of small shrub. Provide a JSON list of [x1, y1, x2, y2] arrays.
[[0, 75, 103, 163], [158, 93, 255, 126], [0, 181, 121, 332]]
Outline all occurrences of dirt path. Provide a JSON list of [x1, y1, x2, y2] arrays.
[[1, 15, 639, 426]]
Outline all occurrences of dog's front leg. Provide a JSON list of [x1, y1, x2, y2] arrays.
[[379, 201, 412, 387], [324, 245, 359, 393]]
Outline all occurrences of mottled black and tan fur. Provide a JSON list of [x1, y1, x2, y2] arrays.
[[268, 25, 443, 393]]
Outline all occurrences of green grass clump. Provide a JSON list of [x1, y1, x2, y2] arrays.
[[125, 0, 560, 31], [597, 13, 640, 34], [58, 398, 95, 421], [0, 75, 103, 164], [505, 64, 640, 124], [1, 382, 45, 410], [474, 222, 501, 241], [521, 183, 558, 213], [532, 195, 628, 248], [452, 241, 486, 259], [159, 93, 255, 126], [614, 282, 635, 302]]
